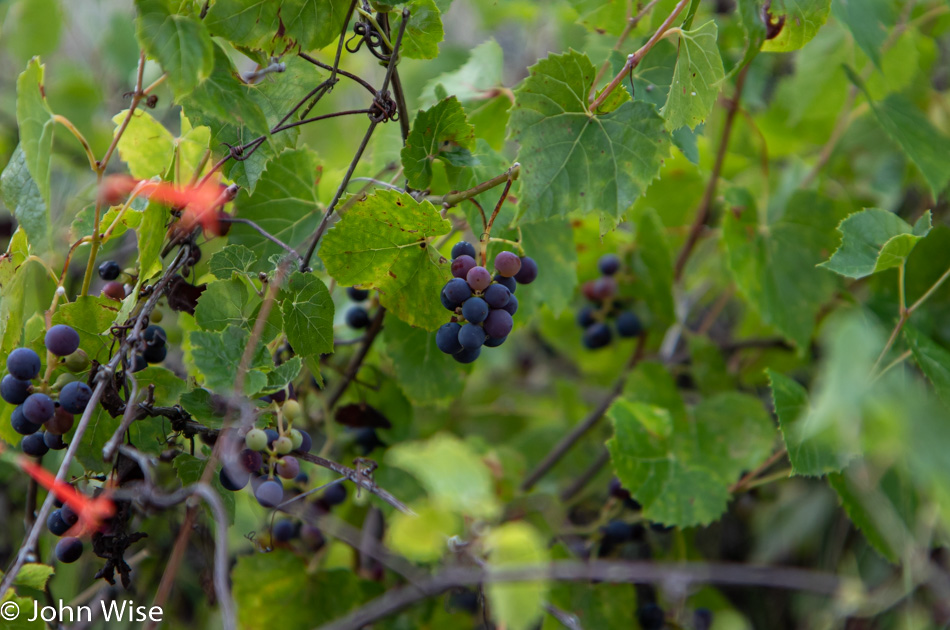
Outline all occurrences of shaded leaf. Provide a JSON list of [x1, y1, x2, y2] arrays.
[[820, 208, 932, 279]]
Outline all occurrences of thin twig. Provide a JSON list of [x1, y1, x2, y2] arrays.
[[294, 449, 414, 515], [218, 217, 302, 261], [588, 0, 663, 101]]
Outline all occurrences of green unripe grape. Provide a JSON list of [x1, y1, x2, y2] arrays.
[[282, 399, 302, 421], [289, 428, 303, 450], [274, 436, 293, 454], [245, 428, 268, 452], [63, 349, 90, 373], [51, 372, 80, 392], [150, 309, 164, 323]]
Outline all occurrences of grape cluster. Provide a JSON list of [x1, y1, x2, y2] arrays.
[[2, 326, 90, 456], [218, 398, 314, 510], [436, 241, 537, 363], [46, 499, 84, 563], [344, 286, 372, 330], [576, 254, 643, 349]]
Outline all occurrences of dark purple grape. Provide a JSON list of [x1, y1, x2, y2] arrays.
[[219, 466, 249, 491], [502, 294, 519, 316], [448, 589, 480, 614], [466, 266, 492, 291], [493, 275, 517, 294], [346, 286, 369, 302], [11, 406, 40, 435], [582, 323, 612, 349], [451, 255, 477, 280], [102, 281, 126, 301], [264, 429, 280, 448], [514, 256, 538, 284], [442, 278, 472, 309], [345, 306, 371, 329], [616, 311, 643, 338], [44, 431, 66, 450], [484, 284, 510, 308], [484, 309, 513, 339], [240, 449, 264, 473], [601, 520, 639, 546], [297, 430, 313, 453], [301, 524, 325, 550], [7, 347, 41, 380], [143, 343, 167, 363], [59, 381, 92, 414], [451, 241, 477, 260], [55, 537, 83, 563], [694, 608, 713, 630], [458, 323, 486, 349], [589, 277, 617, 301], [276, 456, 300, 479], [60, 503, 79, 526], [441, 291, 457, 310], [143, 325, 167, 348], [637, 603, 665, 630], [484, 335, 507, 348], [322, 482, 347, 506], [577, 306, 596, 328], [98, 260, 121, 281], [47, 510, 71, 536], [130, 354, 147, 373], [453, 346, 481, 363], [21, 432, 49, 457], [45, 325, 80, 357], [255, 480, 284, 507], [273, 519, 297, 542], [461, 297, 489, 324], [436, 323, 463, 355], [598, 254, 621, 276], [354, 427, 384, 454], [494, 251, 522, 277], [23, 393, 55, 424], [1, 374, 32, 405]]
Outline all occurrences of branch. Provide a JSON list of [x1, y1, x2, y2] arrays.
[[294, 449, 415, 515], [520, 334, 647, 492], [434, 164, 521, 207]]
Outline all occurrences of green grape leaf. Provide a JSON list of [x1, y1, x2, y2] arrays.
[[209, 245, 259, 280], [392, 0, 444, 60], [906, 327, 950, 409], [387, 433, 500, 518], [72, 203, 143, 245], [0, 145, 48, 252], [846, 68, 950, 196], [820, 208, 932, 279], [607, 363, 775, 527], [264, 357, 302, 393], [111, 109, 175, 179], [402, 96, 476, 189], [485, 522, 550, 630], [381, 316, 469, 405], [509, 50, 670, 224], [279, 271, 334, 358], [831, 0, 896, 69], [137, 200, 169, 282], [662, 21, 725, 130], [421, 39, 504, 105], [207, 0, 353, 53], [768, 370, 839, 476], [320, 190, 451, 331], [195, 276, 258, 331], [133, 366, 188, 406], [14, 564, 54, 590], [15, 58, 54, 233], [0, 229, 30, 354], [190, 325, 271, 396], [760, 0, 832, 52], [180, 388, 227, 430], [51, 297, 121, 362], [173, 453, 235, 523], [735, 0, 768, 71], [567, 0, 627, 36], [387, 504, 460, 562], [630, 207, 675, 327], [722, 190, 845, 351], [516, 219, 578, 316], [229, 149, 322, 263], [134, 0, 214, 96], [2, 0, 63, 63]]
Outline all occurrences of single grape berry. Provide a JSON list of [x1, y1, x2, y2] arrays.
[[219, 466, 249, 491], [466, 266, 492, 292], [494, 251, 522, 277], [442, 278, 472, 309], [448, 589, 480, 614], [44, 431, 66, 451], [283, 399, 302, 421], [11, 406, 40, 435], [274, 436, 294, 455], [346, 286, 369, 302], [143, 344, 167, 364], [297, 430, 313, 453], [458, 323, 487, 349], [616, 311, 643, 338], [63, 350, 90, 373], [345, 306, 371, 329], [45, 325, 80, 357], [590, 276, 617, 301], [502, 294, 519, 316], [47, 510, 70, 536], [461, 297, 489, 324], [264, 429, 280, 448], [276, 456, 300, 479], [240, 449, 264, 474], [637, 603, 665, 630], [130, 354, 147, 373], [484, 335, 507, 348], [453, 346, 481, 364], [46, 406, 74, 435], [598, 254, 621, 276], [143, 325, 167, 348], [21, 432, 49, 457], [273, 519, 297, 543], [451, 255, 477, 280], [255, 480, 284, 507], [102, 281, 127, 301], [693, 608, 713, 630], [301, 524, 325, 550], [436, 323, 463, 355], [493, 275, 517, 294], [98, 260, 121, 281], [577, 306, 596, 328], [245, 428, 268, 451], [514, 256, 538, 284], [484, 309, 513, 339], [60, 503, 79, 526], [322, 482, 347, 506], [7, 347, 41, 380], [1, 374, 32, 405], [354, 427, 384, 454], [601, 520, 639, 546], [23, 393, 55, 424], [582, 323, 612, 349], [55, 537, 84, 564], [484, 284, 510, 308], [59, 381, 92, 414], [451, 241, 477, 260]]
